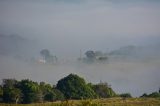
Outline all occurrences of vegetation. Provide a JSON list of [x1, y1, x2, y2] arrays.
[[119, 93, 132, 98], [56, 74, 96, 99], [79, 50, 108, 63], [40, 49, 57, 64], [2, 79, 22, 104], [0, 74, 116, 104], [91, 82, 116, 98], [0, 98, 160, 106], [141, 92, 160, 98], [0, 74, 160, 105]]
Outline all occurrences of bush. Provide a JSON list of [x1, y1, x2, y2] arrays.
[[148, 92, 160, 98], [91, 82, 116, 98], [120, 93, 132, 98]]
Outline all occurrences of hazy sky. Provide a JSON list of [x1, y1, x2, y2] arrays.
[[0, 0, 160, 57]]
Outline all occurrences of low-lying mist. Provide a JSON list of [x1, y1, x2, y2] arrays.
[[0, 48, 160, 97]]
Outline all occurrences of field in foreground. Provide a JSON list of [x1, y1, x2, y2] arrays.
[[0, 98, 160, 106]]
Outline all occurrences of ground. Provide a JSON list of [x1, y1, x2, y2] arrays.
[[0, 98, 160, 106]]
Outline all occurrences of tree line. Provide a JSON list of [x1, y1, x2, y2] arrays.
[[0, 73, 159, 104], [0, 74, 117, 104]]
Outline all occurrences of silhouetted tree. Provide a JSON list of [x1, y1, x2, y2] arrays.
[[85, 51, 95, 59], [40, 49, 50, 60]]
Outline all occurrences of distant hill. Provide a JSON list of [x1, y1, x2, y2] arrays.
[[0, 34, 37, 59], [108, 45, 160, 59], [109, 45, 139, 56]]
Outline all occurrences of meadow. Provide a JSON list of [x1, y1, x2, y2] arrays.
[[0, 98, 160, 106]]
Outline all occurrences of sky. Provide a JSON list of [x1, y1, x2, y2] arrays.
[[0, 0, 160, 56], [0, 0, 160, 97]]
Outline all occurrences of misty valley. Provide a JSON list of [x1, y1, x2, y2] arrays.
[[0, 0, 160, 105], [0, 34, 160, 98]]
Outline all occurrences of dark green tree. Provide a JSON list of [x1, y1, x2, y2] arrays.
[[40, 82, 57, 101], [3, 87, 22, 104], [19, 79, 42, 103], [53, 89, 64, 100], [44, 91, 56, 101], [148, 92, 160, 98], [2, 79, 22, 104], [140, 93, 148, 97], [120, 93, 132, 98], [56, 74, 96, 99]]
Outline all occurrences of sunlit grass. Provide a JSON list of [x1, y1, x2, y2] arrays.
[[0, 98, 160, 106]]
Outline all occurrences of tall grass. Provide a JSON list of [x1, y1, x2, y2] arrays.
[[0, 98, 160, 106]]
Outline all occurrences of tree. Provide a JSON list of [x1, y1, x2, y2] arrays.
[[40, 82, 52, 96], [120, 93, 132, 98], [148, 92, 160, 98], [40, 49, 50, 60], [39, 82, 64, 101], [2, 79, 22, 104], [53, 89, 64, 100], [56, 74, 96, 99], [92, 82, 116, 98], [40, 82, 56, 101], [44, 91, 56, 101], [3, 87, 22, 104], [140, 93, 148, 97], [2, 79, 18, 88], [85, 51, 95, 60], [19, 79, 42, 103], [40, 49, 57, 64]]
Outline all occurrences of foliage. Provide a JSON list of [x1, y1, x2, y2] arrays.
[[3, 87, 22, 104], [18, 79, 42, 103], [119, 93, 132, 98], [141, 92, 160, 98], [92, 82, 116, 98], [4, 74, 160, 105], [1, 78, 65, 104], [56, 74, 96, 99], [2, 79, 22, 104], [140, 93, 148, 97], [85, 51, 96, 59], [39, 82, 64, 101], [40, 49, 57, 64], [44, 91, 56, 101], [40, 49, 50, 60], [53, 89, 64, 100], [148, 92, 160, 98]]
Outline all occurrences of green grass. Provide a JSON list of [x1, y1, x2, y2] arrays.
[[0, 98, 160, 106]]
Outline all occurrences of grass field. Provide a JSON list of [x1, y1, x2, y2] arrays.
[[0, 98, 160, 106]]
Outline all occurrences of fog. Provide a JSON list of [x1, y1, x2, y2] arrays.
[[0, 0, 160, 97]]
